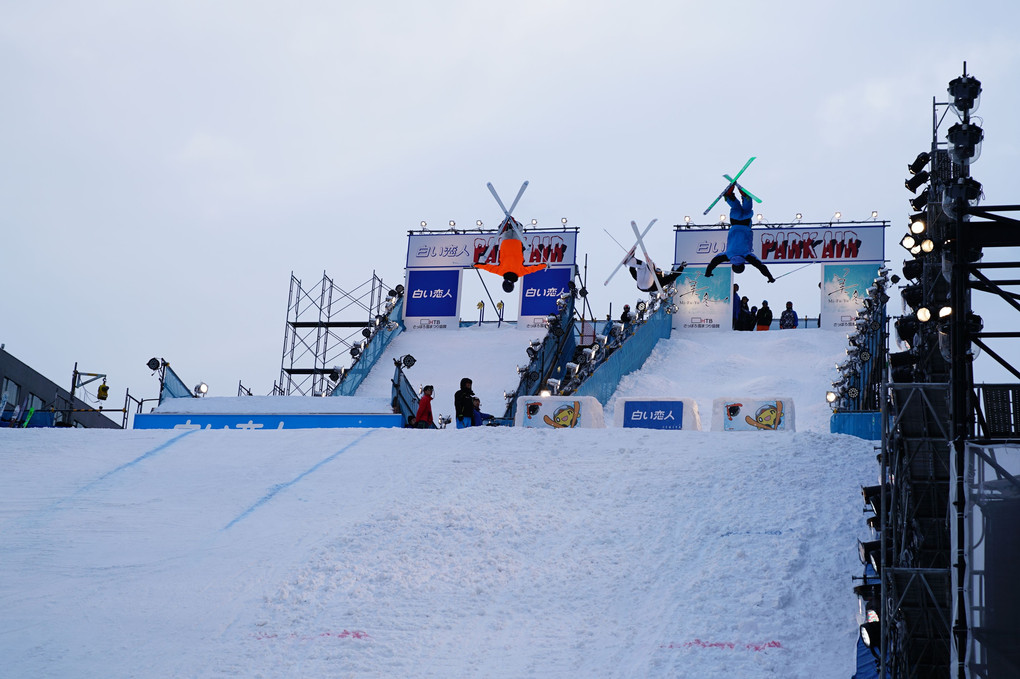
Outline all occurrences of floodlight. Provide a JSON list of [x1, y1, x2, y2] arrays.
[[920, 238, 935, 254], [361, 328, 372, 338], [146, 357, 161, 371], [401, 354, 416, 368], [907, 151, 930, 175], [860, 621, 882, 651], [901, 284, 922, 309], [905, 170, 929, 192], [858, 538, 883, 573], [350, 346, 361, 358], [420, 220, 427, 228], [328, 367, 341, 383], [909, 213, 926, 234], [861, 484, 885, 514], [871, 210, 879, 220], [902, 255, 925, 280], [916, 307, 932, 322], [900, 234, 917, 251], [193, 382, 208, 396], [539, 389, 551, 397], [531, 218, 538, 225], [948, 122, 984, 165], [825, 390, 837, 403], [794, 213, 803, 222], [684, 216, 691, 224], [833, 211, 842, 221], [476, 219, 483, 226], [895, 316, 920, 347], [561, 217, 568, 224], [909, 188, 930, 211], [948, 73, 982, 113]]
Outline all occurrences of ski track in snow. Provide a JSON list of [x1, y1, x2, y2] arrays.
[[0, 329, 876, 678]]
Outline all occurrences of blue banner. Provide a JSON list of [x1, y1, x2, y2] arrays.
[[520, 266, 572, 317], [133, 413, 403, 430], [622, 400, 685, 430], [404, 268, 460, 318]]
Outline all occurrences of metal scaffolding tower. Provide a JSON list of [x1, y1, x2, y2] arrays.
[[279, 271, 395, 396]]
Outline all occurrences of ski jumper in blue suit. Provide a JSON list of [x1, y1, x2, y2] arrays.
[[704, 189, 775, 282]]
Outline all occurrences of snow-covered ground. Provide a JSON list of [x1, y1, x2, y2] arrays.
[[0, 327, 877, 678]]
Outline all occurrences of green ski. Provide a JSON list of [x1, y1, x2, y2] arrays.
[[703, 156, 756, 215]]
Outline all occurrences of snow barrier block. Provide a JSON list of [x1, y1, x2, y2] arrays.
[[514, 395, 605, 429], [612, 397, 701, 430], [712, 397, 795, 432]]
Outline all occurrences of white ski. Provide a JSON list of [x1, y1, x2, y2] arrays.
[[630, 219, 666, 297], [604, 219, 657, 286]]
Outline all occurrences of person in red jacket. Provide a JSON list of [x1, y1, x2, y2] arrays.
[[414, 385, 435, 428]]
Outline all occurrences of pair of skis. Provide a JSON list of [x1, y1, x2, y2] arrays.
[[702, 156, 763, 216], [603, 218, 668, 298]]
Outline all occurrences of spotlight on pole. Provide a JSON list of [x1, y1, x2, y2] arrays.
[[948, 122, 984, 165], [909, 188, 930, 211], [909, 213, 927, 234], [948, 73, 982, 113], [907, 151, 931, 175], [905, 171, 930, 193]]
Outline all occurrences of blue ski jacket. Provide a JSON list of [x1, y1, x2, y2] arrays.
[[725, 223, 754, 265]]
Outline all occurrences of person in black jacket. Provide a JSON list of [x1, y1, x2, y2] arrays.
[[454, 377, 475, 429], [755, 300, 773, 331]]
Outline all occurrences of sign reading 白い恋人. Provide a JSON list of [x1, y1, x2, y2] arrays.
[[519, 266, 572, 331], [403, 268, 461, 330]]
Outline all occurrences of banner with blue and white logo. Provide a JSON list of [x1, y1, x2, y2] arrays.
[[614, 397, 701, 430], [519, 266, 572, 331], [403, 268, 461, 330]]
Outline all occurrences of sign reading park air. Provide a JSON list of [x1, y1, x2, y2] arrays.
[[406, 231, 577, 269], [674, 224, 885, 267]]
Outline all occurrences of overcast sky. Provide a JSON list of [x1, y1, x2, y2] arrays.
[[2, 0, 1019, 404]]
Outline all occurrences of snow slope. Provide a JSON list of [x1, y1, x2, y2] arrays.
[[0, 328, 877, 678], [355, 323, 545, 420]]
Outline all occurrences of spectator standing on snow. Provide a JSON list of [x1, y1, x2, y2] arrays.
[[732, 284, 740, 329], [737, 296, 754, 331], [755, 300, 773, 331], [454, 377, 475, 429], [471, 397, 494, 427], [780, 301, 799, 329], [704, 187, 776, 283], [414, 385, 435, 429]]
